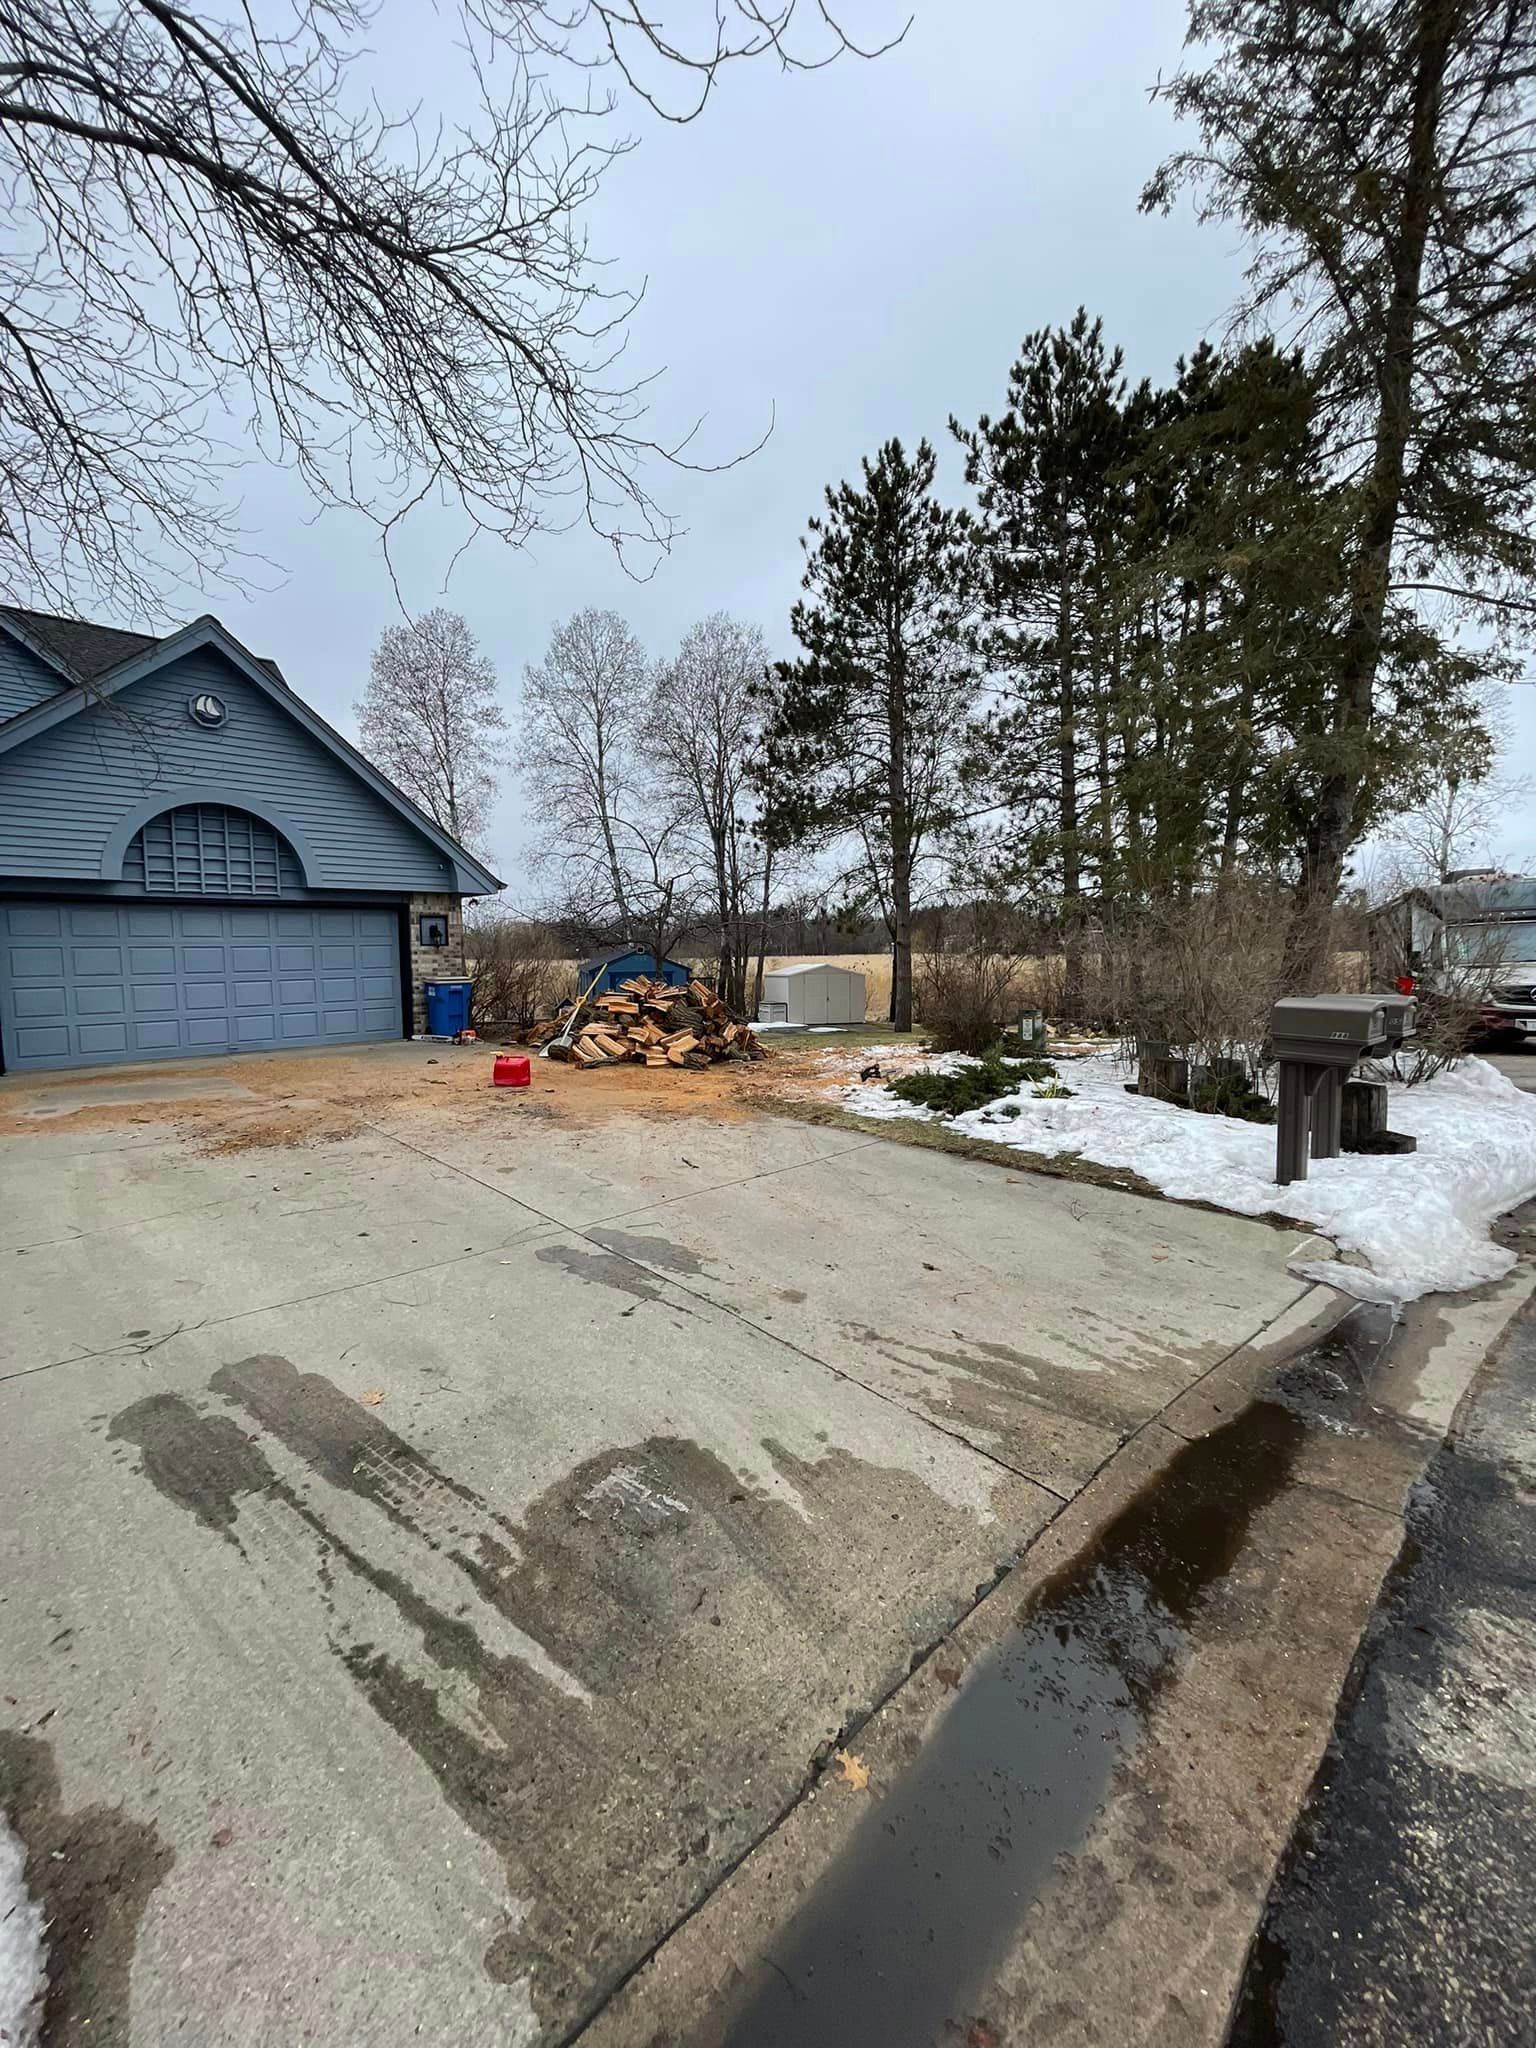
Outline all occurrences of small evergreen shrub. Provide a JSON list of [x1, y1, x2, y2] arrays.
[[887, 1047, 1058, 1118]]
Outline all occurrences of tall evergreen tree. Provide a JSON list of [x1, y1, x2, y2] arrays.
[[1146, 0, 1536, 983], [954, 310, 1135, 994], [758, 439, 977, 1032]]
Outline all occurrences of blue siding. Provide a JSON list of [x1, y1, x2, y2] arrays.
[[0, 633, 64, 724], [0, 649, 456, 891]]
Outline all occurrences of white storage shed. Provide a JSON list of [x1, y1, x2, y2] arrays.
[[757, 961, 867, 1027]]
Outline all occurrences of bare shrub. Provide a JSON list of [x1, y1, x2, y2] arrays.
[[1100, 884, 1291, 1085], [914, 903, 1027, 1054], [466, 912, 573, 1034]]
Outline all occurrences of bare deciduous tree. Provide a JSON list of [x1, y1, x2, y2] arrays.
[[356, 608, 506, 857], [0, 0, 893, 614], [646, 612, 768, 1009], [517, 607, 648, 933]]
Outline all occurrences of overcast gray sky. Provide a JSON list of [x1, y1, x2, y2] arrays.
[[196, 0, 1535, 891]]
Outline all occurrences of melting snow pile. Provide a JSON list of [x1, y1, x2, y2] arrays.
[[842, 1052, 1536, 1303], [0, 1812, 45, 2048]]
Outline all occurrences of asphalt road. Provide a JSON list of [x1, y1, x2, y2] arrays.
[[1226, 1287, 1536, 2047], [1484, 1045, 1536, 1091]]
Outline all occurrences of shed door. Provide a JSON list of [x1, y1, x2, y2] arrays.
[[0, 901, 402, 1072]]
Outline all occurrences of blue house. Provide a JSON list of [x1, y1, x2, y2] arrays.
[[0, 606, 502, 1073], [578, 946, 693, 995]]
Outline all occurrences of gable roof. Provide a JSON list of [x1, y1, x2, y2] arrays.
[[0, 605, 161, 685], [0, 607, 501, 894], [765, 961, 861, 977]]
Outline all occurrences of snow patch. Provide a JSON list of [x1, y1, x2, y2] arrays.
[[842, 1052, 1536, 1302], [0, 1813, 45, 2048]]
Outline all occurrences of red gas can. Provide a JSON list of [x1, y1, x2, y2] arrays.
[[493, 1054, 532, 1089]]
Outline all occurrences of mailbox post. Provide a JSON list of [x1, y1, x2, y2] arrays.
[[1268, 996, 1406, 1186]]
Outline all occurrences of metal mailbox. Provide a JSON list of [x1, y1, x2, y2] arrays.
[[1270, 995, 1391, 1062], [1268, 994, 1409, 1186], [1325, 991, 1418, 1047]]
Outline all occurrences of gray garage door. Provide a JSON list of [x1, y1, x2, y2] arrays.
[[0, 900, 403, 1072]]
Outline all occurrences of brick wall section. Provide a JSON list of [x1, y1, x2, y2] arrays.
[[406, 892, 467, 1033]]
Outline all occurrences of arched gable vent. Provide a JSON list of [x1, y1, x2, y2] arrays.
[[122, 804, 303, 896]]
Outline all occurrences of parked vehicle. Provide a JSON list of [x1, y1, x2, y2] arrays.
[[1370, 873, 1536, 1045]]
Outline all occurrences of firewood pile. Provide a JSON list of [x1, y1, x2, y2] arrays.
[[529, 976, 767, 1070]]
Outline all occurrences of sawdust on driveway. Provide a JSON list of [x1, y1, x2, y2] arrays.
[[0, 1032, 908, 1155]]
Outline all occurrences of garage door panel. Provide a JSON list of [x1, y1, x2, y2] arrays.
[[70, 946, 123, 977], [6, 905, 62, 937], [11, 947, 64, 979], [13, 986, 64, 1019], [77, 984, 128, 1015], [76, 1022, 129, 1054], [15, 1025, 70, 1059], [133, 1021, 182, 1051], [2, 901, 403, 1071]]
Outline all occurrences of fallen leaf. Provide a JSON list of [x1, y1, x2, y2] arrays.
[[210, 1826, 235, 1849], [830, 1748, 871, 1791], [935, 1663, 963, 1692], [361, 1389, 385, 1407], [965, 2021, 999, 2048]]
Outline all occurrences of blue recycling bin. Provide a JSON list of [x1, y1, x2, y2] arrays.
[[424, 979, 472, 1036]]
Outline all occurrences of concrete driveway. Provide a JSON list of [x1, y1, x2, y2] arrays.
[[0, 1050, 1331, 2046]]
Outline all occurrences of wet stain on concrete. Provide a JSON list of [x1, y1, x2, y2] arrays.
[[586, 1228, 710, 1277], [209, 1353, 519, 1542], [108, 1393, 271, 1546], [714, 1399, 1309, 2048], [844, 1324, 1131, 1486], [0, 1732, 174, 2047], [534, 1243, 670, 1303], [105, 1366, 1037, 2039]]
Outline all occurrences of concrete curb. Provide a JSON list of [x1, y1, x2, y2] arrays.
[[572, 1264, 1536, 2048]]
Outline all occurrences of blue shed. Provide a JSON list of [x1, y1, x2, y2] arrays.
[[578, 946, 692, 995]]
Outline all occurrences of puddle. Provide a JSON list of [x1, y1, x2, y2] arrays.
[[717, 1399, 1309, 2048]]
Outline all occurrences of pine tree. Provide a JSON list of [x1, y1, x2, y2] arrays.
[[1146, 0, 1536, 983], [953, 310, 1134, 1000], [757, 439, 977, 1032]]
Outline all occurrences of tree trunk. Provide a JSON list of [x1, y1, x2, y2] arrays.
[[1056, 550, 1081, 1019], [751, 845, 773, 1019], [888, 649, 914, 1033], [1283, 0, 1453, 988]]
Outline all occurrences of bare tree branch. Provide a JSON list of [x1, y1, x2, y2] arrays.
[[0, 0, 891, 615]]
